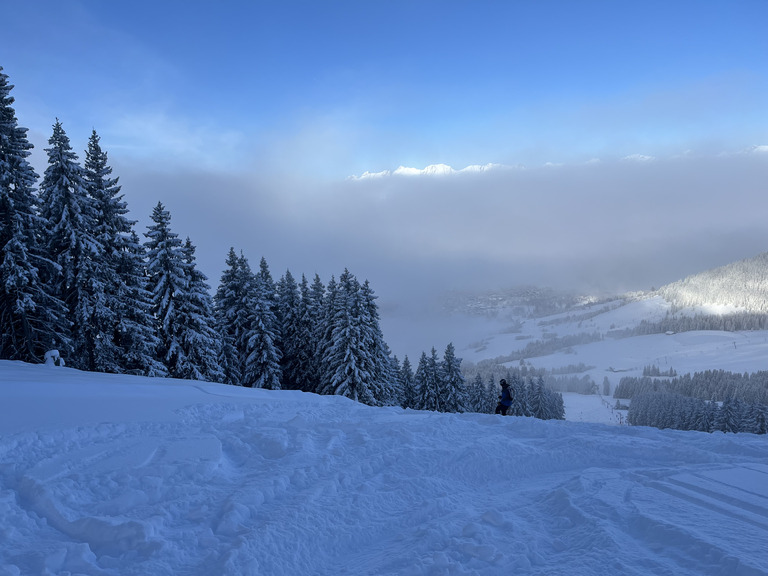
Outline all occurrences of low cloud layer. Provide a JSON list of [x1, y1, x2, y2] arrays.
[[116, 149, 768, 303], [108, 148, 768, 358]]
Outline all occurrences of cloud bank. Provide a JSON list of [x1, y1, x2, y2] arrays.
[[117, 149, 767, 295], [108, 148, 768, 358]]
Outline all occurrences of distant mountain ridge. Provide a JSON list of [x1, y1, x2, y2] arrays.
[[657, 251, 768, 313], [444, 251, 768, 320]]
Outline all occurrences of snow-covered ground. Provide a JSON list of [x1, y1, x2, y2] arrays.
[[2, 360, 767, 576]]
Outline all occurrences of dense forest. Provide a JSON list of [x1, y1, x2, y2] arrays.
[[617, 370, 768, 434]]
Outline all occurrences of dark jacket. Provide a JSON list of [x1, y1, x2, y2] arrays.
[[499, 385, 513, 407]]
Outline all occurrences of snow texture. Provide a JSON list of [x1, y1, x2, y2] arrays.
[[1, 359, 766, 575]]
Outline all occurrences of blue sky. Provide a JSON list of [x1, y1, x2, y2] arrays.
[[4, 1, 768, 356], [6, 1, 767, 174]]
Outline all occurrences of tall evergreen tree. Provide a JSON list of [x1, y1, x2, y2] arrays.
[[400, 355, 417, 409], [39, 120, 102, 368], [508, 373, 529, 416], [242, 257, 282, 389], [552, 389, 566, 420], [360, 279, 396, 405], [80, 129, 125, 372], [214, 248, 247, 385], [320, 269, 376, 404], [175, 238, 224, 382], [0, 67, 66, 361], [277, 269, 301, 389], [115, 231, 166, 376], [467, 373, 489, 413], [744, 403, 767, 435], [315, 275, 339, 392], [415, 348, 441, 411], [715, 397, 742, 433], [144, 202, 187, 377], [440, 342, 467, 413], [529, 376, 549, 419], [390, 355, 405, 407], [291, 274, 320, 392], [298, 273, 326, 393]]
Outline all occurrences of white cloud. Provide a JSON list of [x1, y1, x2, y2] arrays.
[[622, 154, 656, 162], [349, 162, 505, 180]]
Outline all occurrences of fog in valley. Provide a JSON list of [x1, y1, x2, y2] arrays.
[[98, 150, 768, 359]]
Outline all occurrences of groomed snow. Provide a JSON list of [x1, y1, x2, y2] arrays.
[[1, 360, 766, 576]]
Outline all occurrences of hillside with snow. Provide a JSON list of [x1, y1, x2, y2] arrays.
[[398, 252, 768, 398], [1, 360, 767, 576]]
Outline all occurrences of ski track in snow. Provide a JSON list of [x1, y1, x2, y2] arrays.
[[1, 361, 767, 575]]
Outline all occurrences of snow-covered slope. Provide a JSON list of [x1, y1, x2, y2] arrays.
[[1, 360, 767, 575]]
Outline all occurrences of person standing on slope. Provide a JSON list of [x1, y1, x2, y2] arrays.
[[495, 379, 513, 415]]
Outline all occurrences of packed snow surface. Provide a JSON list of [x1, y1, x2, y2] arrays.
[[1, 360, 767, 576]]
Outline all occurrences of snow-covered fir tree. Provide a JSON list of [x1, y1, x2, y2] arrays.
[[315, 275, 339, 392], [242, 257, 282, 389], [81, 129, 128, 372], [291, 274, 321, 392], [213, 248, 248, 385], [319, 270, 376, 404], [144, 202, 189, 377], [550, 388, 566, 420], [276, 269, 301, 389], [174, 238, 224, 382], [360, 279, 397, 405], [508, 373, 530, 417], [715, 397, 742, 433], [399, 355, 417, 409], [390, 355, 405, 407], [114, 231, 166, 376], [440, 342, 467, 413], [0, 67, 66, 361], [415, 348, 441, 411], [39, 120, 103, 368], [145, 207, 223, 381], [301, 273, 327, 393], [466, 373, 488, 413], [529, 376, 549, 419]]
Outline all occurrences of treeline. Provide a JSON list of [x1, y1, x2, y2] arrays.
[[617, 369, 768, 434], [627, 393, 767, 434], [465, 360, 597, 396], [610, 312, 768, 338], [457, 365, 566, 419], [0, 66, 403, 406], [398, 344, 471, 413], [642, 365, 677, 377], [614, 371, 768, 404], [467, 332, 603, 369]]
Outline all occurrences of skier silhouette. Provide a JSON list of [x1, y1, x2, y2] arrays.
[[495, 378, 513, 415]]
